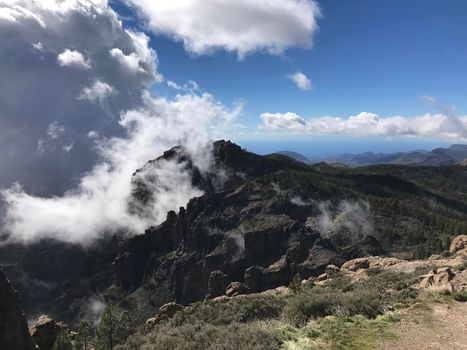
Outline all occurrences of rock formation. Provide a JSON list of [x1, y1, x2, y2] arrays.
[[0, 269, 36, 350], [112, 141, 384, 322]]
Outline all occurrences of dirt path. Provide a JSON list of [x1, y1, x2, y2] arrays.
[[378, 301, 467, 350]]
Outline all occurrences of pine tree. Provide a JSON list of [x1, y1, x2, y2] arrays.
[[289, 274, 302, 295], [95, 306, 116, 350], [74, 321, 92, 350], [52, 328, 73, 350], [95, 306, 133, 350]]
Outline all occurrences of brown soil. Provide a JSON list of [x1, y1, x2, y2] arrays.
[[379, 301, 467, 350]]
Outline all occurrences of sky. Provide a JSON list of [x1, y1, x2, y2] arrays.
[[110, 0, 467, 157], [0, 0, 467, 242]]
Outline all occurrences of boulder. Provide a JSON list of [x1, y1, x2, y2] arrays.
[[341, 256, 401, 272], [158, 302, 183, 319], [450, 235, 467, 255], [325, 264, 340, 276], [419, 267, 455, 293], [0, 269, 36, 350], [30, 315, 61, 350], [225, 282, 251, 297], [317, 273, 328, 282], [208, 270, 228, 298], [145, 302, 183, 328], [341, 258, 370, 271]]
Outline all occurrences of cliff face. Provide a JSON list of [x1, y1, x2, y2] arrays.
[[0, 269, 36, 350], [112, 141, 382, 321]]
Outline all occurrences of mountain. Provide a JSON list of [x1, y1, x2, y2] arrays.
[[308, 144, 467, 166], [273, 151, 308, 162], [1, 140, 466, 331], [111, 140, 467, 323]]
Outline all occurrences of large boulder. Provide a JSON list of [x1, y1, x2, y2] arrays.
[[225, 282, 250, 297], [29, 315, 62, 350], [341, 256, 401, 272], [0, 269, 36, 350], [450, 235, 467, 255], [145, 302, 183, 328], [419, 267, 455, 293], [207, 270, 228, 298]]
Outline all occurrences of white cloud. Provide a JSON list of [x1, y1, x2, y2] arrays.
[[167, 79, 200, 92], [79, 79, 114, 102], [0, 0, 161, 194], [57, 49, 90, 69], [0, 0, 243, 245], [2, 93, 241, 244], [125, 0, 321, 58], [289, 71, 311, 90], [260, 111, 467, 142]]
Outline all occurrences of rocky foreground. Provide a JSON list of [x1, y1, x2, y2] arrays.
[[1, 235, 466, 349]]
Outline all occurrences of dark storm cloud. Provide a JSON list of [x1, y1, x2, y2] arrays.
[[0, 0, 160, 195]]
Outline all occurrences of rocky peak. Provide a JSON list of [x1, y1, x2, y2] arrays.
[[0, 269, 35, 350]]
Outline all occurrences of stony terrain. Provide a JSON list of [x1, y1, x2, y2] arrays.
[[0, 141, 466, 349]]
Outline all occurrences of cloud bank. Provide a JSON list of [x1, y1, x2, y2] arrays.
[[0, 0, 162, 194], [260, 111, 467, 142], [125, 0, 321, 58], [0, 0, 242, 244]]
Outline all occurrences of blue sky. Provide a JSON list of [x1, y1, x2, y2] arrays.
[[109, 0, 467, 156], [1, 0, 466, 237], [108, 0, 467, 156]]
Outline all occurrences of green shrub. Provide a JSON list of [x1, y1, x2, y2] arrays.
[[282, 287, 384, 326], [283, 290, 336, 326], [453, 291, 467, 302], [335, 289, 383, 318], [119, 322, 280, 350], [170, 294, 286, 327]]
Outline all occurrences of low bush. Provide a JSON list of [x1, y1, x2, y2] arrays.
[[119, 322, 280, 350], [169, 294, 287, 327], [282, 287, 384, 326], [453, 291, 467, 302]]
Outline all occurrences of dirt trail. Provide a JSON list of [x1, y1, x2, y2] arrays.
[[379, 301, 467, 350]]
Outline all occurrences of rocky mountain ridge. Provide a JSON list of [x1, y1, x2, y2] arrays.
[[110, 140, 466, 322]]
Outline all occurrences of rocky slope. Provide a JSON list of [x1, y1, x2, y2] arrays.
[[0, 268, 36, 350], [0, 140, 466, 328], [110, 140, 466, 322]]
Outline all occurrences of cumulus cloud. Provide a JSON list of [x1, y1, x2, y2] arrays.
[[260, 111, 467, 142], [57, 49, 90, 69], [288, 72, 311, 90], [0, 0, 242, 244], [2, 92, 241, 244], [125, 0, 321, 58], [0, 0, 159, 194]]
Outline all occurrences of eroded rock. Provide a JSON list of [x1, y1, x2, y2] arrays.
[[225, 282, 251, 297], [450, 235, 467, 255], [30, 315, 61, 350], [0, 269, 35, 350]]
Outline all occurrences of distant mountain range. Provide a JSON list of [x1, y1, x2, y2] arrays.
[[275, 144, 467, 167]]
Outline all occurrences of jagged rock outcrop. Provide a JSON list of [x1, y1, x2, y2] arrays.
[[450, 235, 467, 255], [225, 282, 250, 297], [418, 267, 456, 293], [0, 269, 36, 350], [145, 302, 183, 328], [29, 315, 65, 350], [112, 141, 384, 321]]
